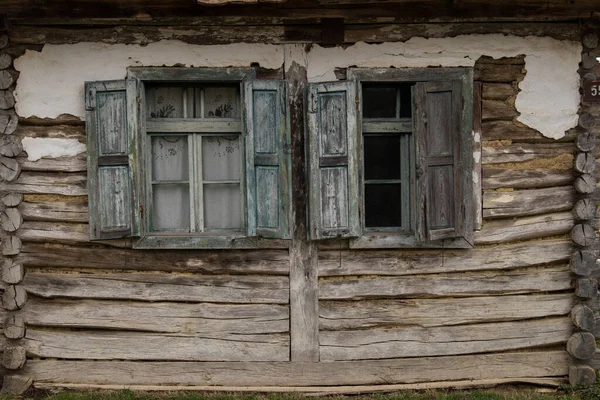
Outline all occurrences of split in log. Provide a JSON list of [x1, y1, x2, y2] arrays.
[[571, 223, 597, 247], [574, 152, 596, 174], [1, 192, 22, 207], [0, 172, 86, 196], [0, 375, 32, 396], [583, 32, 599, 49], [475, 212, 574, 245], [1, 207, 22, 232], [570, 250, 599, 276], [2, 346, 27, 370], [0, 135, 22, 157], [576, 278, 598, 298], [577, 132, 596, 152], [0, 53, 11, 70], [3, 315, 25, 339], [2, 235, 21, 255], [567, 332, 596, 360], [20, 199, 88, 223], [579, 113, 594, 130], [2, 285, 27, 310], [573, 198, 598, 221], [482, 168, 573, 190], [2, 259, 23, 284], [0, 70, 14, 90], [0, 110, 18, 135], [569, 365, 596, 386], [571, 304, 595, 331], [0, 90, 15, 109], [574, 174, 596, 194], [482, 185, 574, 218], [0, 155, 21, 182]]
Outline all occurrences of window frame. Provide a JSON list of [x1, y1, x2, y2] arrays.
[[348, 67, 475, 249]]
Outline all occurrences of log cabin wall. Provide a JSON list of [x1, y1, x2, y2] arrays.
[[0, 14, 595, 393]]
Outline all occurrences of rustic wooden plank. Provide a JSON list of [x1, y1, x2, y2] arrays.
[[482, 168, 573, 189], [482, 120, 577, 142], [22, 271, 289, 304], [18, 243, 290, 274], [22, 351, 569, 386], [319, 265, 571, 300], [22, 298, 288, 334], [0, 172, 87, 196], [483, 186, 575, 218], [19, 199, 88, 222], [19, 220, 89, 244], [22, 328, 289, 361], [320, 293, 572, 330], [481, 83, 516, 100], [18, 154, 87, 172], [474, 64, 524, 83], [474, 211, 574, 245], [16, 124, 85, 141], [482, 143, 576, 164], [319, 238, 570, 277], [320, 317, 571, 361], [481, 99, 518, 121]]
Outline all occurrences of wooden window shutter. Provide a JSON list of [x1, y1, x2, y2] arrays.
[[85, 80, 139, 240], [414, 80, 473, 244], [244, 80, 292, 239], [307, 81, 360, 240]]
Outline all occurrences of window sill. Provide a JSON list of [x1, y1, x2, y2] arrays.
[[134, 235, 290, 249], [350, 233, 473, 249]]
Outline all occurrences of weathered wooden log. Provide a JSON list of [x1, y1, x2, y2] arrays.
[[19, 154, 86, 173], [482, 142, 575, 165], [2, 259, 24, 284], [569, 365, 596, 386], [3, 285, 27, 310], [475, 212, 574, 245], [482, 168, 573, 190], [0, 155, 20, 182], [483, 186, 574, 218], [0, 35, 8, 50], [574, 152, 596, 174], [2, 235, 21, 255], [18, 220, 89, 245], [1, 208, 22, 232], [0, 375, 32, 396], [482, 120, 576, 142], [571, 304, 595, 332], [21, 351, 568, 387], [0, 135, 22, 157], [583, 32, 599, 49], [582, 52, 598, 69], [573, 198, 597, 221], [0, 172, 86, 196], [2, 346, 27, 370], [0, 70, 14, 90], [0, 110, 18, 135], [320, 318, 571, 361], [0, 90, 15, 110], [570, 250, 599, 276], [474, 64, 524, 83], [1, 192, 22, 207], [571, 223, 597, 247], [481, 83, 516, 101], [576, 278, 598, 298], [481, 100, 518, 121], [17, 124, 85, 140], [579, 113, 594, 130], [3, 315, 25, 339], [577, 132, 596, 152], [320, 294, 572, 330], [20, 199, 88, 222], [0, 53, 11, 70], [574, 174, 596, 194], [567, 332, 596, 360]]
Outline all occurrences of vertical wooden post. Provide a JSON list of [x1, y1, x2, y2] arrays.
[[285, 45, 319, 362]]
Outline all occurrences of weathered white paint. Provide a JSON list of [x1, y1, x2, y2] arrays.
[[22, 137, 86, 161], [14, 35, 581, 139]]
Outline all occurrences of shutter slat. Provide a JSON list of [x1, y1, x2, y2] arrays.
[[244, 80, 291, 239], [307, 81, 360, 240], [86, 80, 137, 240]]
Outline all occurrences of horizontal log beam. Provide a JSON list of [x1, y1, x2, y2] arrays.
[[483, 186, 575, 218]]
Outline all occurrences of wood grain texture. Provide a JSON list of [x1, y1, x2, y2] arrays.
[[16, 124, 85, 140], [0, 90, 15, 109], [22, 271, 289, 304], [319, 265, 571, 300], [22, 298, 288, 334], [0, 375, 32, 396], [22, 351, 569, 386], [571, 304, 595, 332], [574, 173, 596, 194], [482, 143, 575, 165], [2, 346, 26, 369], [569, 365, 596, 386], [0, 134, 22, 157], [320, 293, 572, 330], [0, 207, 22, 231], [570, 250, 598, 276], [318, 238, 570, 276], [0, 110, 18, 135], [481, 99, 518, 121], [0, 172, 87, 196], [320, 317, 571, 361], [1, 193, 22, 207], [19, 199, 88, 222], [0, 155, 20, 181], [483, 186, 574, 218], [2, 284, 27, 310], [3, 315, 25, 339], [482, 120, 575, 141], [573, 198, 597, 221], [19, 154, 86, 172], [474, 212, 574, 244], [482, 168, 573, 190], [2, 235, 21, 255], [481, 83, 516, 100], [2, 259, 23, 284], [567, 332, 596, 360], [18, 221, 89, 244]]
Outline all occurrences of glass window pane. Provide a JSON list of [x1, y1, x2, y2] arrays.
[[203, 86, 240, 118], [146, 85, 185, 118], [363, 85, 396, 118], [364, 134, 402, 180], [365, 184, 402, 228], [204, 183, 241, 230], [151, 136, 189, 181], [152, 184, 190, 231], [202, 136, 241, 181], [398, 83, 413, 118]]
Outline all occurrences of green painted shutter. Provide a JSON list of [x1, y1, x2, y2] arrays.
[[414, 80, 472, 243], [85, 80, 139, 240], [244, 80, 291, 239], [307, 81, 360, 240]]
